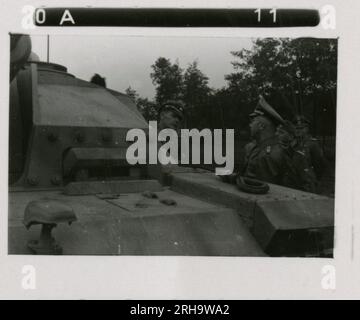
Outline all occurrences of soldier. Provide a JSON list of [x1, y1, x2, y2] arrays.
[[276, 120, 317, 192], [149, 100, 187, 184], [294, 115, 327, 180], [242, 96, 288, 185], [158, 100, 185, 132], [157, 100, 185, 163]]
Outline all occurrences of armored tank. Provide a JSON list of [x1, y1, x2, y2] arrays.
[[8, 36, 334, 257]]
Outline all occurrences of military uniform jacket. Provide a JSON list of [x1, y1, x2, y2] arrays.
[[243, 136, 287, 185], [282, 145, 317, 193], [302, 137, 327, 179]]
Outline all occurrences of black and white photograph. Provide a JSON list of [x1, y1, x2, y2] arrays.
[[8, 34, 337, 257], [4, 0, 360, 303]]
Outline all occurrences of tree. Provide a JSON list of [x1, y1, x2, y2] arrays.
[[124, 86, 157, 121], [183, 61, 210, 104], [225, 38, 338, 136], [182, 61, 212, 128], [150, 57, 184, 106], [125, 86, 139, 103], [136, 97, 158, 121]]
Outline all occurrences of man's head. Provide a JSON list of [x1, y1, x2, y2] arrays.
[[249, 95, 284, 139], [249, 115, 275, 138], [158, 101, 185, 131], [294, 115, 310, 138]]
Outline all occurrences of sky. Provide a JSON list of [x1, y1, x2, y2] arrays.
[[31, 35, 253, 99]]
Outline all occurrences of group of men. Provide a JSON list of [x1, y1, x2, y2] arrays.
[[157, 96, 326, 193], [242, 95, 326, 192]]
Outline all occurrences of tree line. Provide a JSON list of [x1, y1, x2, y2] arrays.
[[125, 38, 337, 138]]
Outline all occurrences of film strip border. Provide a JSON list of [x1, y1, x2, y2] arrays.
[[25, 8, 323, 28]]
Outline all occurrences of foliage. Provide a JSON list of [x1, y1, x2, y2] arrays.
[[182, 61, 212, 128], [125, 86, 139, 102], [125, 86, 157, 121], [225, 38, 338, 132], [136, 97, 158, 121], [148, 58, 214, 128], [150, 57, 184, 106], [125, 38, 337, 136]]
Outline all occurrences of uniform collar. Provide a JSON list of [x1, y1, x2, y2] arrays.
[[256, 136, 278, 149]]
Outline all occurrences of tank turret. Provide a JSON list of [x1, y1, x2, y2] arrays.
[[10, 61, 148, 188]]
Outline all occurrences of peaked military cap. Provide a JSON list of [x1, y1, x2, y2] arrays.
[[250, 95, 285, 125], [159, 100, 185, 120]]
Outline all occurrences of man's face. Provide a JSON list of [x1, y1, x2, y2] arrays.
[[160, 110, 182, 131], [276, 126, 293, 145], [295, 125, 309, 138], [249, 116, 263, 137]]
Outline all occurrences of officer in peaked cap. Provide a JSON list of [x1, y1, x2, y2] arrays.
[[293, 114, 327, 180], [242, 95, 288, 185], [250, 95, 285, 126], [158, 100, 185, 132]]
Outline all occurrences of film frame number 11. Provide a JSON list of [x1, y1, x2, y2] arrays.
[[255, 8, 277, 23]]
